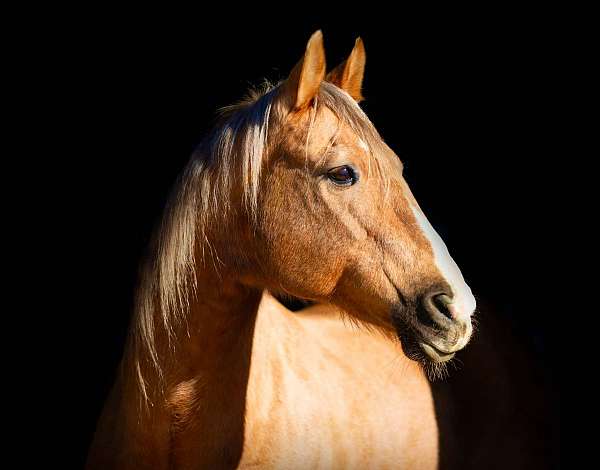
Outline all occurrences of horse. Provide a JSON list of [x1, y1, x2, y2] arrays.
[[87, 30, 476, 469]]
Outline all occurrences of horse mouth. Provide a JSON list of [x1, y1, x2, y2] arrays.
[[400, 333, 457, 364], [391, 315, 460, 364]]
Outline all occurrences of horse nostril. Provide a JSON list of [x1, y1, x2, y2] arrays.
[[418, 290, 455, 329], [432, 293, 453, 320]]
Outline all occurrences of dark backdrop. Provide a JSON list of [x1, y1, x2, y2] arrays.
[[46, 12, 558, 468]]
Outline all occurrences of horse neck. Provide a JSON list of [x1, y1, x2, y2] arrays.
[[89, 261, 263, 468], [136, 262, 262, 402], [169, 270, 262, 379]]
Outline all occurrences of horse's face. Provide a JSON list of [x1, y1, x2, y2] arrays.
[[256, 32, 475, 364]]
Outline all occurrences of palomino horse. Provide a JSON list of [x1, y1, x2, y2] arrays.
[[87, 31, 476, 469]]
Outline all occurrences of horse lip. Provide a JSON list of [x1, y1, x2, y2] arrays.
[[390, 310, 459, 363], [418, 340, 455, 363]]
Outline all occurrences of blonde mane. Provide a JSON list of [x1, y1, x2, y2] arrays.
[[130, 81, 386, 400]]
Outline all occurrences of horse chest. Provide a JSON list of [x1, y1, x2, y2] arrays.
[[238, 309, 439, 469]]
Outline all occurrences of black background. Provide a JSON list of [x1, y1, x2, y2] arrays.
[[34, 9, 559, 468]]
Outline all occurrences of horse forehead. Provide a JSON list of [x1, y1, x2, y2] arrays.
[[282, 107, 365, 160]]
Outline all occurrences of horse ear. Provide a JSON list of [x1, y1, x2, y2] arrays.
[[281, 30, 326, 111], [326, 37, 366, 102]]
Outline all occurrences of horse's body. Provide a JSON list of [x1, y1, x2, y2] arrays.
[[88, 31, 476, 469]]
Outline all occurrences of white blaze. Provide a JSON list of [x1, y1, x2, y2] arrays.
[[410, 203, 476, 322]]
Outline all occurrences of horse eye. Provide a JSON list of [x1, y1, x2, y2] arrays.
[[327, 166, 358, 186]]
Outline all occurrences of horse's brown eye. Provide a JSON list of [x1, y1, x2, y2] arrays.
[[327, 165, 358, 186]]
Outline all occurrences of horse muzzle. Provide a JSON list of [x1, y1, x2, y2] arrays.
[[415, 288, 474, 362], [394, 286, 475, 364]]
